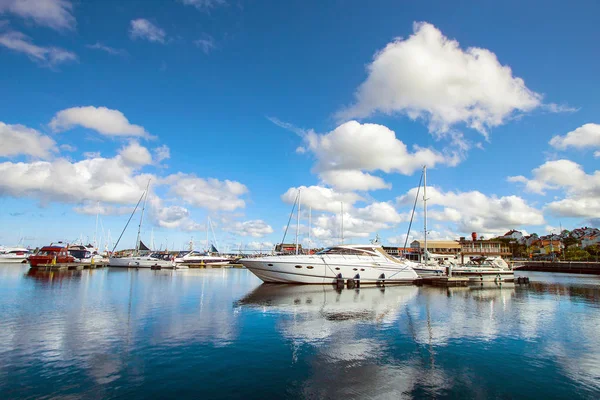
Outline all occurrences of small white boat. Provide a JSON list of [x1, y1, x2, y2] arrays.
[[109, 253, 176, 268], [240, 244, 418, 284], [449, 256, 514, 282], [0, 247, 30, 263], [68, 244, 105, 264], [174, 250, 232, 266]]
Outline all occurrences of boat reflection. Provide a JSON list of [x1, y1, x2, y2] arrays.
[[24, 268, 83, 283], [237, 284, 418, 343]]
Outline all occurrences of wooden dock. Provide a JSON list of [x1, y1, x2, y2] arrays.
[[514, 261, 600, 274], [415, 276, 470, 287], [30, 262, 107, 271]]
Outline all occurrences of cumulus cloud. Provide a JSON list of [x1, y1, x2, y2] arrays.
[[0, 30, 76, 66], [226, 220, 274, 238], [0, 122, 57, 158], [281, 186, 363, 213], [508, 159, 600, 219], [397, 186, 544, 235], [118, 141, 152, 166], [0, 0, 75, 31], [49, 106, 149, 138], [337, 22, 542, 137], [164, 173, 248, 211], [549, 123, 600, 150], [244, 241, 274, 251], [129, 18, 166, 43], [73, 202, 134, 216], [0, 157, 151, 205], [302, 121, 457, 191]]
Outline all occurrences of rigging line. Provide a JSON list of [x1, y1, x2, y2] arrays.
[[281, 190, 299, 245], [402, 170, 424, 253], [111, 190, 145, 254]]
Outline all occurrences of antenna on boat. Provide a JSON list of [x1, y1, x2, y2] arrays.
[[94, 201, 99, 249], [340, 202, 344, 244], [135, 179, 151, 255], [423, 165, 428, 264], [308, 206, 312, 254], [295, 189, 301, 255]]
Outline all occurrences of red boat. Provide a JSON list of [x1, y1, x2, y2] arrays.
[[29, 244, 76, 267]]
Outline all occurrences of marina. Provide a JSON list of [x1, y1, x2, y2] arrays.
[[1, 263, 600, 399]]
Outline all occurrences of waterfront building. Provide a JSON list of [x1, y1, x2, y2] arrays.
[[409, 240, 461, 262], [458, 237, 511, 263]]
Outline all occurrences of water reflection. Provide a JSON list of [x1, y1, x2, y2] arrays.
[[0, 265, 599, 398]]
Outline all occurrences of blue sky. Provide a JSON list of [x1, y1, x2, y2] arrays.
[[1, 0, 599, 251]]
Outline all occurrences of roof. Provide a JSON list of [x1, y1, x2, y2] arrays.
[[412, 240, 460, 248]]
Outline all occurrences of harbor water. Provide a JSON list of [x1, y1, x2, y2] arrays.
[[1, 264, 599, 399]]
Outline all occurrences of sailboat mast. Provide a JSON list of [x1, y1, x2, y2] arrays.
[[135, 180, 151, 254], [341, 202, 344, 244], [308, 206, 312, 254], [295, 189, 301, 255], [94, 201, 99, 249], [206, 217, 209, 252], [423, 166, 428, 264]]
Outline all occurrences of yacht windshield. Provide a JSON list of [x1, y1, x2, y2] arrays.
[[316, 247, 375, 256]]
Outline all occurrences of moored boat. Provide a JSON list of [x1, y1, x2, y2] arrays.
[[448, 256, 514, 282], [29, 244, 76, 267], [240, 244, 418, 284], [0, 247, 30, 263]]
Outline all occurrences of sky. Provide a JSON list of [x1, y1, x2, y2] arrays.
[[0, 0, 599, 251]]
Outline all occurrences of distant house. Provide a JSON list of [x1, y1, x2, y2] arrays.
[[500, 230, 523, 241], [531, 239, 562, 255], [581, 234, 600, 248]]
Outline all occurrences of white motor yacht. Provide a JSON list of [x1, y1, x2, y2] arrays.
[[0, 247, 30, 263], [109, 252, 176, 268], [240, 244, 418, 284], [174, 250, 232, 266], [448, 256, 514, 282]]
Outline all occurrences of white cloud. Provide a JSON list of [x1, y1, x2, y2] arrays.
[[319, 170, 391, 191], [73, 202, 134, 216], [0, 157, 151, 205], [0, 122, 57, 159], [194, 35, 215, 54], [509, 159, 600, 219], [0, 30, 76, 66], [244, 241, 274, 251], [181, 0, 227, 11], [59, 144, 76, 152], [153, 145, 170, 163], [164, 173, 248, 211], [227, 220, 274, 238], [129, 19, 166, 44], [49, 106, 149, 138], [118, 141, 152, 166], [337, 22, 541, 137], [0, 0, 75, 31], [397, 186, 544, 235], [549, 123, 600, 150], [86, 42, 127, 56], [302, 121, 457, 191], [595, 151, 600, 158], [281, 186, 363, 213]]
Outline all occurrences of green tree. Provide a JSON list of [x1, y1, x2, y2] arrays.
[[564, 247, 590, 261]]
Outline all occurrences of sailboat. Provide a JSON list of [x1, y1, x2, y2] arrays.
[[109, 182, 175, 268]]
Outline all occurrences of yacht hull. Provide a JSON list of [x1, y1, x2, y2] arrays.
[[240, 258, 418, 284], [450, 269, 514, 282], [109, 257, 175, 268], [0, 257, 28, 263]]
